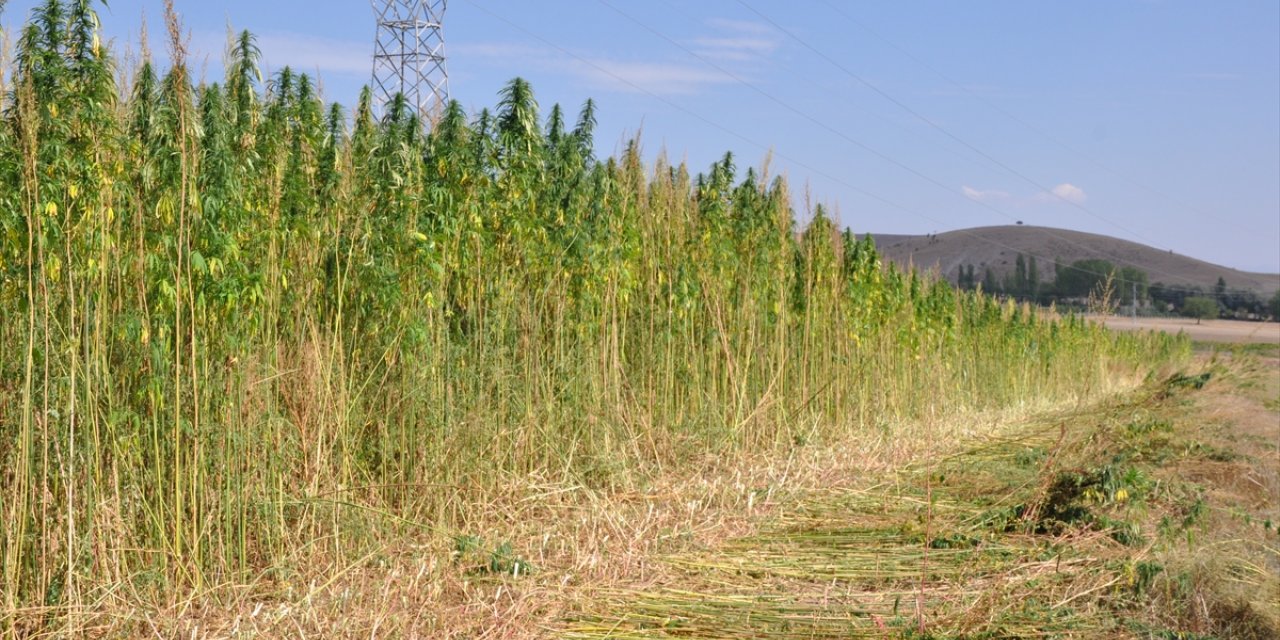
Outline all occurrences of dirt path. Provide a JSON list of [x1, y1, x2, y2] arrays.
[[562, 359, 1280, 638]]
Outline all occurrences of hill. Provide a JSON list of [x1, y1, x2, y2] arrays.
[[870, 225, 1280, 294]]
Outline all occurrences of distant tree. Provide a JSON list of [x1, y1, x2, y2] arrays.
[[1149, 282, 1167, 304], [1117, 266, 1149, 305], [1027, 256, 1040, 301], [956, 264, 977, 290], [1220, 288, 1262, 317], [1270, 290, 1280, 321], [1055, 259, 1116, 298], [1148, 282, 1165, 306], [982, 267, 999, 294], [1214, 277, 1227, 299], [1014, 254, 1028, 296], [1181, 297, 1219, 324], [1150, 282, 1202, 310]]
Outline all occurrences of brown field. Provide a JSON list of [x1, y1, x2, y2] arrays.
[[1096, 315, 1280, 344]]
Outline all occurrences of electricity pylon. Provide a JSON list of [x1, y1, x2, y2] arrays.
[[371, 0, 450, 117]]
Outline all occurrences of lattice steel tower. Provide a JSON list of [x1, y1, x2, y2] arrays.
[[371, 0, 450, 117]]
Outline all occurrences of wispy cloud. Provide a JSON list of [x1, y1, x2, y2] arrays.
[[1039, 183, 1088, 204], [691, 35, 779, 62], [705, 18, 777, 35], [457, 38, 741, 96], [458, 38, 742, 95], [455, 17, 781, 97], [965, 183, 1089, 206], [692, 18, 781, 63], [962, 186, 1011, 202], [568, 59, 734, 95]]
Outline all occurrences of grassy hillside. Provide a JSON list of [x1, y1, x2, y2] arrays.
[[873, 225, 1280, 295]]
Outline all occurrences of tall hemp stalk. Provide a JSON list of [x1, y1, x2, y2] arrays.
[[0, 1, 1187, 633]]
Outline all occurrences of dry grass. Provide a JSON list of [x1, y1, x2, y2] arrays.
[[4, 376, 1136, 638], [1139, 349, 1280, 638], [559, 355, 1279, 639], [10, 378, 1135, 638], [18, 353, 1276, 639]]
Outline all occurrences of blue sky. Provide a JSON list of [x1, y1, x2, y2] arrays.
[[4, 0, 1278, 273]]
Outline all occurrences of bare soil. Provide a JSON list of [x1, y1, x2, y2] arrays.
[[1096, 315, 1280, 344]]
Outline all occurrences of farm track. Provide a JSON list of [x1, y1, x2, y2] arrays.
[[562, 353, 1280, 639], [1095, 315, 1280, 345]]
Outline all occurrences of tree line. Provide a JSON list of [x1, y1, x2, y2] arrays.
[[956, 255, 1277, 320], [956, 255, 1146, 306]]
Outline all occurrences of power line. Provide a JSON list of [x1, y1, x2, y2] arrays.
[[812, 0, 1237, 229], [651, 0, 1015, 191], [458, 0, 970, 243], [594, 0, 1216, 290], [734, 0, 1183, 251], [461, 0, 1246, 301]]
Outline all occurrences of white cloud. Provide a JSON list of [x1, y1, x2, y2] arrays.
[[962, 186, 1011, 202], [569, 17, 782, 94], [569, 59, 733, 95], [705, 18, 777, 35], [1046, 183, 1088, 204], [456, 39, 738, 96], [691, 18, 778, 62], [965, 183, 1090, 207], [440, 19, 781, 97], [693, 18, 781, 63], [691, 35, 779, 62]]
